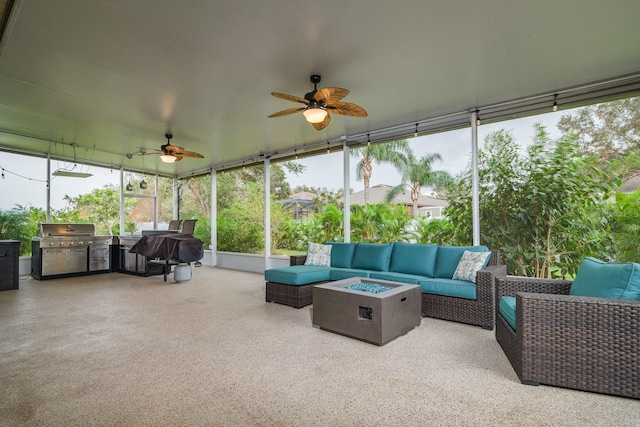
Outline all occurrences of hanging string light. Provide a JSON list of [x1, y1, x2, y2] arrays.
[[552, 94, 559, 112], [414, 123, 419, 137], [367, 133, 371, 146], [476, 110, 481, 126]]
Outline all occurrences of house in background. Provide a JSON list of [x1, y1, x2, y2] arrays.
[[281, 191, 319, 220], [350, 184, 447, 218]]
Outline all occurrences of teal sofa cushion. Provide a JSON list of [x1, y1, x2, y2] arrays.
[[499, 296, 517, 330], [419, 278, 477, 300], [434, 245, 490, 279], [370, 271, 424, 285], [330, 268, 371, 281], [264, 265, 331, 285], [569, 257, 640, 300], [325, 242, 357, 269], [388, 242, 438, 277], [351, 243, 393, 272]]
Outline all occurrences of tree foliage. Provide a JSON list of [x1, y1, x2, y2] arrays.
[[557, 97, 640, 160], [445, 124, 615, 278], [351, 139, 412, 203], [609, 189, 640, 262], [385, 153, 452, 217]]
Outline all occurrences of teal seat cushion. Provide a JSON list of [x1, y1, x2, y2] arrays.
[[330, 268, 371, 281], [569, 257, 640, 300], [419, 278, 477, 300], [351, 243, 393, 272], [499, 296, 517, 330], [388, 242, 438, 277], [264, 265, 331, 285], [434, 245, 490, 279], [370, 271, 424, 285], [325, 242, 357, 269]]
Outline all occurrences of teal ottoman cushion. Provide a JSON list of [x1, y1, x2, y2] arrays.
[[325, 242, 357, 268], [330, 268, 371, 281], [264, 265, 331, 285], [351, 243, 393, 272], [388, 242, 438, 277], [434, 245, 489, 279], [419, 278, 477, 300], [569, 257, 640, 300], [499, 296, 517, 330]]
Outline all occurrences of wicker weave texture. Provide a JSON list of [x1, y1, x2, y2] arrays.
[[421, 251, 506, 330], [496, 276, 640, 399], [265, 281, 315, 308]]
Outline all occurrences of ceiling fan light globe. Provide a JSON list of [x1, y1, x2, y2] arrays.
[[160, 154, 177, 163], [303, 107, 328, 123]]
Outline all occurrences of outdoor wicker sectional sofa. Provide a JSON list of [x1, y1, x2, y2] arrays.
[[265, 242, 506, 330], [495, 257, 640, 399]]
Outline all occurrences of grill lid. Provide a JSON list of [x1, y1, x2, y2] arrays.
[[38, 223, 96, 237]]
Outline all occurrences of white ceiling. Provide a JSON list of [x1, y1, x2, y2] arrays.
[[0, 0, 639, 177]]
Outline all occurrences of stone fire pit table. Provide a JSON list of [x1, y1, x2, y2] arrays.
[[312, 278, 421, 346]]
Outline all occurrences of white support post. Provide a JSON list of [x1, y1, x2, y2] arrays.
[[264, 159, 271, 270], [343, 142, 351, 243], [210, 170, 217, 266], [173, 177, 180, 220], [153, 174, 158, 229], [46, 154, 51, 222], [471, 111, 480, 246], [119, 166, 125, 235]]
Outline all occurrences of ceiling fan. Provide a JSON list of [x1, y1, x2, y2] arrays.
[[268, 75, 367, 130], [135, 133, 204, 163]]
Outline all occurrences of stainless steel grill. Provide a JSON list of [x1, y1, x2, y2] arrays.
[[31, 223, 112, 279]]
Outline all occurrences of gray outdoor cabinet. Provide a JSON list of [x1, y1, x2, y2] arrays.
[[0, 240, 20, 291]]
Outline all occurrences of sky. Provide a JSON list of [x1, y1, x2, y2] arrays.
[[285, 111, 564, 194], [0, 110, 566, 211]]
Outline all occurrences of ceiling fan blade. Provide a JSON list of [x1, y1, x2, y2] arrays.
[[311, 113, 331, 131], [271, 92, 309, 105], [326, 102, 368, 117], [268, 107, 306, 118], [315, 87, 349, 105], [180, 150, 204, 158]]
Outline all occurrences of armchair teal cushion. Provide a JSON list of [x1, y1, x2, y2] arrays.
[[325, 242, 357, 268], [569, 257, 640, 300], [499, 296, 517, 329], [388, 242, 438, 277], [434, 245, 490, 279], [351, 243, 393, 272]]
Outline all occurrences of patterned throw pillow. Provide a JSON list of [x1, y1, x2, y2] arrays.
[[304, 242, 332, 267], [451, 250, 491, 283]]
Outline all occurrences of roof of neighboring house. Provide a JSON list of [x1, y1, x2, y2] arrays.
[[350, 184, 447, 207], [289, 192, 318, 201], [281, 191, 319, 208]]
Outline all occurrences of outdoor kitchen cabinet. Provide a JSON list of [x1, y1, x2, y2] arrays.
[[116, 236, 169, 277], [0, 240, 20, 291]]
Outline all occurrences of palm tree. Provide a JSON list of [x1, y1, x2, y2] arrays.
[[351, 139, 412, 203], [385, 153, 452, 217]]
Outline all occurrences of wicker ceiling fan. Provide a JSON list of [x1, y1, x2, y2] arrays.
[[268, 75, 367, 130], [135, 133, 204, 163]]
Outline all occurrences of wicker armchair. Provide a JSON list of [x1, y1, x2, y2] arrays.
[[495, 275, 640, 399]]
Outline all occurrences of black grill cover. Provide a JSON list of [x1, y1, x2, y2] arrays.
[[129, 234, 204, 263]]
